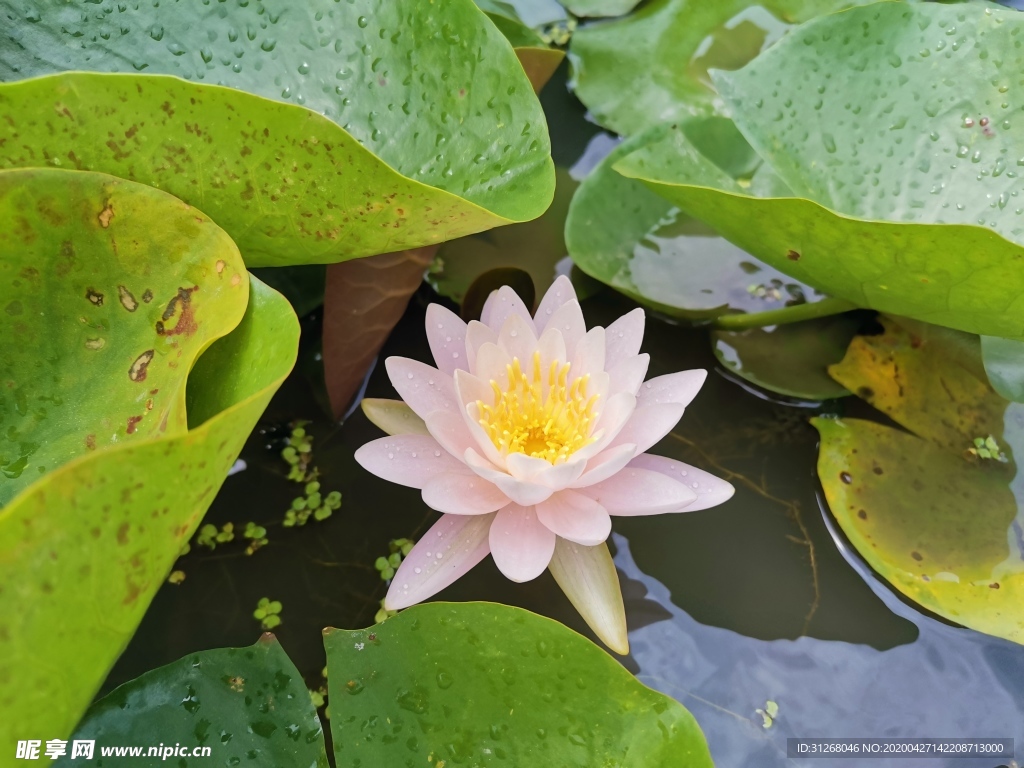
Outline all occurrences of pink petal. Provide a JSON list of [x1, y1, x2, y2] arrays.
[[534, 275, 578, 333], [586, 369, 611, 408], [482, 285, 536, 335], [385, 357, 458, 419], [571, 326, 606, 381], [474, 342, 513, 390], [536, 490, 612, 546], [608, 402, 684, 454], [480, 289, 501, 327], [384, 513, 494, 610], [536, 325, 568, 368], [577, 467, 697, 515], [604, 308, 645, 369], [422, 472, 511, 515], [504, 452, 552, 482], [453, 371, 508, 469], [465, 449, 556, 506], [489, 504, 556, 582], [498, 312, 539, 364], [628, 454, 735, 511], [354, 435, 468, 489], [425, 304, 468, 376], [571, 443, 638, 488], [545, 300, 586, 357], [465, 320, 497, 376], [453, 369, 495, 410], [423, 410, 476, 463], [572, 391, 637, 460], [638, 370, 707, 408], [607, 354, 650, 396], [507, 452, 586, 490]]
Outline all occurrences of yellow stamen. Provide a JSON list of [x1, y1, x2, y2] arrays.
[[477, 351, 598, 464]]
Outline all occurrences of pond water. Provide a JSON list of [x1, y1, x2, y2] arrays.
[[106, 63, 1024, 768]]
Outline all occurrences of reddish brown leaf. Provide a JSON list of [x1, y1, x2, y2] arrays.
[[322, 246, 438, 419]]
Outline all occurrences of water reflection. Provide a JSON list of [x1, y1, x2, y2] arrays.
[[616, 532, 1024, 768]]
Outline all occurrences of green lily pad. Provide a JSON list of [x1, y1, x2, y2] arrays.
[[712, 314, 861, 401], [815, 316, 1024, 645], [66, 636, 328, 767], [431, 166, 577, 306], [615, 110, 1024, 340], [0, 0, 554, 266], [0, 169, 299, 743], [325, 602, 714, 767], [620, 2, 1024, 340], [568, 0, 871, 136], [567, 123, 822, 320], [982, 335, 1024, 403]]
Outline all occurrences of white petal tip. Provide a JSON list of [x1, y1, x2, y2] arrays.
[[352, 444, 372, 471], [605, 635, 630, 656], [383, 591, 411, 613]]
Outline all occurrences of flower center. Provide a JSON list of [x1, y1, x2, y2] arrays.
[[477, 351, 599, 464]]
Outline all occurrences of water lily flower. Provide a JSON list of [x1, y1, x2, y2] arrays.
[[355, 276, 734, 652]]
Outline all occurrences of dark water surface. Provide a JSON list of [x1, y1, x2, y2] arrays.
[[106, 62, 1024, 767]]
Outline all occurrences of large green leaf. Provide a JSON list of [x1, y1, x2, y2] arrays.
[[567, 123, 822, 320], [0, 0, 554, 266], [617, 2, 1024, 340], [325, 602, 714, 767], [568, 0, 872, 136], [814, 317, 1024, 645], [0, 169, 300, 743], [67, 636, 328, 767], [616, 120, 1024, 340]]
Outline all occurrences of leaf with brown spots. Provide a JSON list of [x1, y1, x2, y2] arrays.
[[0, 169, 299, 744], [828, 316, 1004, 451], [0, 0, 554, 267], [0, 168, 247, 504], [815, 316, 1024, 646], [813, 416, 1024, 645]]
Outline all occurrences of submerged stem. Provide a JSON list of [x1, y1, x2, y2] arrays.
[[712, 297, 859, 331]]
